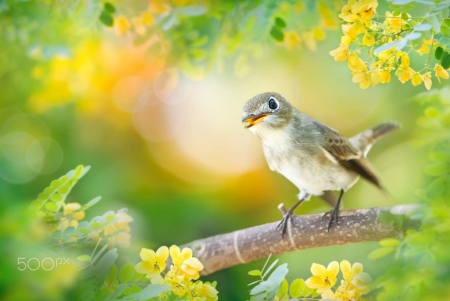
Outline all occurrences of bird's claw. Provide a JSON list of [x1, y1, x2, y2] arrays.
[[322, 210, 332, 219], [276, 211, 295, 237], [326, 208, 339, 232]]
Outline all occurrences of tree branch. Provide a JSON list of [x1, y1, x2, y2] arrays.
[[182, 204, 421, 275]]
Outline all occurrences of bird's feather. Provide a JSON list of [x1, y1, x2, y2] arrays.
[[313, 120, 382, 189]]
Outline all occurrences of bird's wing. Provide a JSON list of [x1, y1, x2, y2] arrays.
[[313, 120, 382, 189]]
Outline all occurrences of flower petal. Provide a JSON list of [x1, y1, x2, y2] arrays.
[[311, 263, 328, 278], [327, 261, 339, 277], [305, 276, 325, 289], [140, 248, 156, 262]]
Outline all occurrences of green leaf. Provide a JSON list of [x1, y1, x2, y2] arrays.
[[104, 2, 116, 14], [248, 270, 261, 276], [379, 238, 400, 247], [177, 5, 206, 16], [405, 32, 421, 40], [276, 279, 288, 299], [120, 264, 135, 283], [77, 221, 91, 234], [425, 163, 450, 176], [401, 12, 409, 21], [373, 40, 399, 54], [45, 202, 59, 211], [50, 193, 63, 202], [50, 179, 62, 188], [290, 278, 305, 298], [38, 192, 50, 201], [123, 284, 170, 300], [275, 17, 286, 28], [441, 51, 450, 69], [414, 23, 432, 31], [262, 259, 279, 278], [430, 151, 450, 162], [392, 0, 412, 4], [445, 18, 450, 28], [270, 26, 284, 41], [368, 247, 395, 260], [77, 255, 91, 262], [74, 164, 84, 178], [441, 25, 450, 37], [58, 186, 69, 195], [84, 196, 102, 208], [436, 46, 444, 60], [104, 211, 116, 223]]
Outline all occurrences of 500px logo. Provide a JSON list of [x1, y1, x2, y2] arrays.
[[18, 257, 70, 271]]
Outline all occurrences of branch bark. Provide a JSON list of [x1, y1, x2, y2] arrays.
[[182, 204, 420, 275]]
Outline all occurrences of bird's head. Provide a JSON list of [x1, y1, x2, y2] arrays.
[[242, 92, 293, 130]]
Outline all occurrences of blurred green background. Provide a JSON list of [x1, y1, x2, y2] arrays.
[[0, 0, 437, 300]]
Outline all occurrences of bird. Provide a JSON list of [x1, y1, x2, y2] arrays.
[[241, 92, 400, 236]]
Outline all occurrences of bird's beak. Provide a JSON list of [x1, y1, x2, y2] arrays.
[[242, 113, 269, 129]]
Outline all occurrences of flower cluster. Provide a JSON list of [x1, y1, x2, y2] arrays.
[[278, 1, 339, 51], [330, 0, 448, 90], [135, 245, 218, 301], [57, 202, 86, 230], [305, 260, 372, 301], [89, 212, 134, 248]]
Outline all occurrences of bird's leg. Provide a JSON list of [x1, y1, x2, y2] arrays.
[[276, 198, 305, 237], [326, 189, 345, 232]]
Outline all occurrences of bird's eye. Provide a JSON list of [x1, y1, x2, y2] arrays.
[[268, 97, 278, 110]]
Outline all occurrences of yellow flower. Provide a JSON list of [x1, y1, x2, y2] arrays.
[[417, 43, 429, 55], [132, 17, 146, 35], [283, 31, 302, 51], [353, 71, 371, 89], [320, 289, 336, 300], [114, 16, 131, 36], [149, 0, 170, 14], [380, 69, 391, 83], [339, 0, 360, 22], [434, 63, 449, 83], [194, 281, 219, 301], [305, 262, 339, 293], [64, 202, 85, 220], [302, 32, 317, 51], [135, 246, 169, 278], [330, 43, 349, 61], [340, 260, 363, 281], [348, 54, 366, 72], [352, 272, 373, 294], [170, 245, 193, 267], [411, 72, 423, 86], [181, 257, 204, 280], [141, 11, 155, 26], [90, 212, 134, 248], [362, 32, 375, 46], [339, 0, 378, 22], [400, 53, 410, 68], [396, 66, 414, 83], [384, 11, 402, 33], [318, 3, 338, 29], [342, 23, 358, 40], [313, 27, 326, 41], [423, 71, 432, 90], [359, 0, 378, 20]]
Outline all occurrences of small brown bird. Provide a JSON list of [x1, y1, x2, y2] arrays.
[[241, 92, 399, 236]]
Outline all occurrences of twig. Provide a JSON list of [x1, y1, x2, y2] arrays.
[[181, 204, 421, 275]]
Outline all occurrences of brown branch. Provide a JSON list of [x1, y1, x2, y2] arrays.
[[182, 204, 421, 275]]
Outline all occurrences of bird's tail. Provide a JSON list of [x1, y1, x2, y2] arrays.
[[349, 121, 401, 157]]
